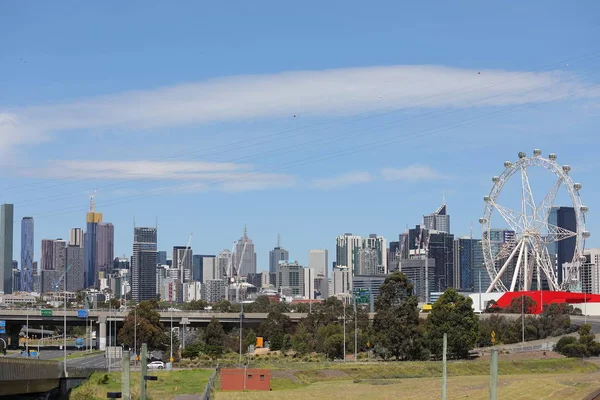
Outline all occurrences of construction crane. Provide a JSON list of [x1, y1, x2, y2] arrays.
[[178, 233, 193, 283]]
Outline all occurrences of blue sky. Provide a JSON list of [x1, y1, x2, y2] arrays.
[[1, 1, 599, 271]]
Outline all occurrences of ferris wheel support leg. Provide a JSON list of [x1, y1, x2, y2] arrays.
[[487, 242, 522, 293], [523, 244, 530, 291], [510, 241, 526, 292]]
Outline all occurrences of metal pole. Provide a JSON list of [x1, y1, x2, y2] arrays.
[[343, 300, 346, 362], [108, 306, 112, 372], [239, 302, 244, 365], [478, 269, 482, 312], [134, 306, 137, 365], [26, 306, 29, 355], [170, 310, 173, 363], [442, 333, 447, 400], [521, 294, 525, 349], [489, 348, 498, 400], [63, 290, 67, 376], [122, 348, 131, 400], [140, 343, 148, 400], [354, 295, 358, 362]]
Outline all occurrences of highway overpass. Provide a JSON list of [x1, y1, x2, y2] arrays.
[[0, 357, 97, 399]]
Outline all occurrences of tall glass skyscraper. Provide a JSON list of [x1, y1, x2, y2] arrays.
[[0, 204, 14, 294], [131, 227, 158, 302], [84, 206, 102, 289], [548, 207, 576, 285], [20, 217, 34, 292]]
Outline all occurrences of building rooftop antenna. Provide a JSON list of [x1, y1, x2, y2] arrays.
[[243, 223, 248, 239], [89, 190, 97, 212], [277, 233, 281, 248]]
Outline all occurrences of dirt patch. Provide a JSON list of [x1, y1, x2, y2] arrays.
[[319, 369, 350, 379], [478, 350, 564, 361], [271, 370, 302, 384]]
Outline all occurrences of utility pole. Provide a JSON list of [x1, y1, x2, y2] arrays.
[[521, 294, 525, 349], [343, 300, 346, 362], [354, 292, 358, 362], [442, 333, 447, 400], [239, 302, 244, 365], [489, 349, 498, 400]]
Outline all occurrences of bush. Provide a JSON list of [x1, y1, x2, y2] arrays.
[[554, 336, 577, 353]]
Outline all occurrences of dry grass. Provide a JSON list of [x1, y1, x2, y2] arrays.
[[216, 372, 600, 400]]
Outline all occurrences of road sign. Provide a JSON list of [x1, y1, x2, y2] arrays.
[[169, 357, 174, 363], [491, 330, 496, 345], [0, 329, 5, 335], [75, 338, 84, 348], [77, 310, 88, 319], [40, 309, 53, 317], [353, 288, 370, 304], [29, 351, 37, 357], [0, 320, 5, 327]]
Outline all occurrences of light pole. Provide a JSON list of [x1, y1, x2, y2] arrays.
[[354, 294, 357, 362], [134, 305, 137, 365], [238, 302, 244, 365], [26, 305, 29, 355], [343, 299, 346, 362], [170, 309, 173, 363], [63, 289, 67, 376]]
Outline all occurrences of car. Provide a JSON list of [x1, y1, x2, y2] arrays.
[[147, 361, 165, 370]]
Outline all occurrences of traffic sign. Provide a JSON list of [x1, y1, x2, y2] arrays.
[[0, 329, 5, 335], [30, 351, 37, 357], [169, 357, 174, 363], [491, 330, 496, 345], [40, 309, 53, 317], [77, 310, 88, 319], [0, 320, 5, 327], [75, 338, 84, 348], [353, 288, 370, 304]]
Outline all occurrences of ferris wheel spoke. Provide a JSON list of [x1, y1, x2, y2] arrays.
[[536, 177, 563, 223], [491, 202, 524, 233], [520, 166, 537, 223], [543, 222, 578, 243]]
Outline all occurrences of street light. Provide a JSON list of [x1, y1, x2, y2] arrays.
[[25, 305, 29, 355], [63, 289, 67, 376]]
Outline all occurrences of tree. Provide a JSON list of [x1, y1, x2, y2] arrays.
[[506, 296, 538, 314], [292, 323, 314, 355], [213, 299, 232, 312], [182, 300, 207, 311], [425, 289, 479, 359], [204, 317, 227, 358], [372, 272, 428, 361], [117, 300, 169, 354], [244, 329, 257, 353]]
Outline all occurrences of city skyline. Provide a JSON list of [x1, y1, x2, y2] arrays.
[[1, 2, 598, 273]]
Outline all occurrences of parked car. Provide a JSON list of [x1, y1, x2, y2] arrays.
[[147, 361, 165, 370]]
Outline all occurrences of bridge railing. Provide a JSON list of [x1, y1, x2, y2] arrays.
[[0, 357, 63, 381]]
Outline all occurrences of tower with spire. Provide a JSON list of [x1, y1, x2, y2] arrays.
[[423, 194, 450, 234], [269, 233, 289, 274], [235, 224, 257, 276]]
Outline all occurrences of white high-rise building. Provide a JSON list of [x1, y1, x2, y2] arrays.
[[303, 268, 315, 300], [336, 233, 386, 276], [260, 270, 270, 288], [202, 256, 220, 281], [333, 265, 352, 296], [308, 249, 328, 278], [69, 228, 83, 247], [217, 249, 232, 278], [235, 225, 257, 276]]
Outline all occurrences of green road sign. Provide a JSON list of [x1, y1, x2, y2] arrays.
[[353, 289, 370, 304], [40, 309, 53, 317]]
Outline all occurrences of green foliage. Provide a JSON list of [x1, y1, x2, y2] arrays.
[[372, 272, 428, 361], [181, 300, 207, 311], [321, 333, 345, 359], [292, 323, 313, 355], [212, 299, 233, 312], [244, 329, 257, 352], [556, 324, 600, 358], [425, 288, 479, 359], [506, 296, 538, 314], [97, 374, 110, 385], [117, 299, 169, 354], [204, 317, 227, 358]]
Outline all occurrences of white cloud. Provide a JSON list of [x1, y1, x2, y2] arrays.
[[20, 160, 294, 193], [1, 65, 597, 155], [312, 171, 374, 189], [381, 165, 445, 182]]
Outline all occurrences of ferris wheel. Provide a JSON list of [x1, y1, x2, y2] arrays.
[[479, 149, 590, 293]]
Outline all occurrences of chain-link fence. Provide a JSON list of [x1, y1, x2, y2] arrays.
[[200, 365, 218, 400]]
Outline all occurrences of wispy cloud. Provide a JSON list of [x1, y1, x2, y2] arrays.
[[1, 65, 596, 155], [21, 160, 294, 193], [312, 171, 374, 189], [381, 165, 446, 182]]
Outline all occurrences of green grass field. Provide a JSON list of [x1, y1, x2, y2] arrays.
[[215, 357, 600, 400], [70, 369, 214, 400]]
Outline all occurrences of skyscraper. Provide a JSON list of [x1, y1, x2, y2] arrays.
[[308, 249, 328, 278], [173, 246, 193, 282], [0, 204, 14, 294], [69, 228, 83, 247], [548, 206, 576, 284], [131, 227, 158, 302], [84, 195, 103, 288], [335, 233, 362, 276], [20, 217, 34, 292], [423, 203, 451, 234], [217, 249, 232, 278], [269, 236, 289, 274], [96, 223, 114, 277], [235, 225, 257, 277], [453, 237, 484, 291], [66, 245, 85, 292]]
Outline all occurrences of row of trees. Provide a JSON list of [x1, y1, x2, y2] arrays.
[[115, 272, 583, 362]]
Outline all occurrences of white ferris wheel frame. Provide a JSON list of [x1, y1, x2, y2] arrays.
[[480, 150, 589, 293]]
